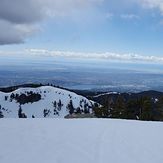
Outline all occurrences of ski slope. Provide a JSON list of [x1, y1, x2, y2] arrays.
[[0, 119, 163, 163]]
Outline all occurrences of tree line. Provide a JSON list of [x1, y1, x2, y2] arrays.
[[94, 95, 163, 121]]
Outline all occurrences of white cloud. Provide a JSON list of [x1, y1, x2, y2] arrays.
[[1, 49, 161, 64], [0, 20, 39, 45], [1, 48, 163, 64], [137, 0, 163, 14], [1, 0, 163, 45], [120, 14, 140, 20], [0, 0, 102, 45]]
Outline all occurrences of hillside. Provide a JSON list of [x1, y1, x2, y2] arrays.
[[89, 90, 163, 121], [0, 86, 95, 118], [0, 119, 162, 163], [1, 84, 163, 121]]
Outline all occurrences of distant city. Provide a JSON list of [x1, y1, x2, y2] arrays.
[[1, 54, 163, 92]]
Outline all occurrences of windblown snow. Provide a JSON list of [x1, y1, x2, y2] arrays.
[[0, 119, 163, 163], [0, 86, 94, 118]]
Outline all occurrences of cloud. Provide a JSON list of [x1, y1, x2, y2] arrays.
[[1, 48, 163, 63], [9, 49, 162, 64], [0, 0, 163, 45], [0, 0, 102, 23], [137, 0, 163, 14], [0, 20, 38, 45], [120, 14, 140, 20], [42, 0, 103, 17], [0, 0, 43, 24], [0, 0, 102, 45], [106, 13, 114, 19]]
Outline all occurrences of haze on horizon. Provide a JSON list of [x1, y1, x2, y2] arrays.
[[0, 0, 163, 62]]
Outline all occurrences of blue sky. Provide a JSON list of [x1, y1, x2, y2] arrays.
[[1, 0, 163, 58]]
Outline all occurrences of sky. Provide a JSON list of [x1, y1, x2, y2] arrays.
[[1, 0, 163, 63]]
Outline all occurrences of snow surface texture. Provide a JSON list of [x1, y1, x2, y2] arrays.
[[0, 119, 163, 163], [0, 86, 94, 118]]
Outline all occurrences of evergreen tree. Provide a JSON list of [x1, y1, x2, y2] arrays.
[[111, 96, 126, 118], [5, 96, 8, 101], [0, 110, 4, 118], [125, 99, 139, 119], [58, 100, 62, 111], [140, 97, 153, 121], [18, 105, 27, 118], [94, 106, 109, 118], [154, 97, 163, 120], [43, 109, 50, 117], [18, 105, 23, 118], [76, 107, 81, 114], [43, 109, 47, 117], [67, 100, 74, 114], [53, 101, 57, 108]]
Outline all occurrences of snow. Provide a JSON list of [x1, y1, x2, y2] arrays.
[[0, 86, 94, 118], [154, 98, 159, 103], [0, 119, 163, 163], [94, 92, 120, 98]]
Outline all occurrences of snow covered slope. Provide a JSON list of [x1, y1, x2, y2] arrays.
[[0, 119, 163, 163], [0, 86, 95, 118]]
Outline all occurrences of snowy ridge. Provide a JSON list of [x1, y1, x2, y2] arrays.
[[93, 92, 120, 98], [0, 86, 95, 118]]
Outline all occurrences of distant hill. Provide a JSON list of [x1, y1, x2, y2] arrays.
[[88, 90, 163, 121], [0, 86, 96, 118]]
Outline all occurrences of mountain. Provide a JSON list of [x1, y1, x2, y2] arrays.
[[1, 84, 163, 121], [0, 86, 95, 118]]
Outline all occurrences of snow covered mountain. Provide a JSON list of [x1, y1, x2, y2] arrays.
[[0, 86, 95, 118]]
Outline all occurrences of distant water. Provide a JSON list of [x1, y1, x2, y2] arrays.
[[0, 54, 163, 92]]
